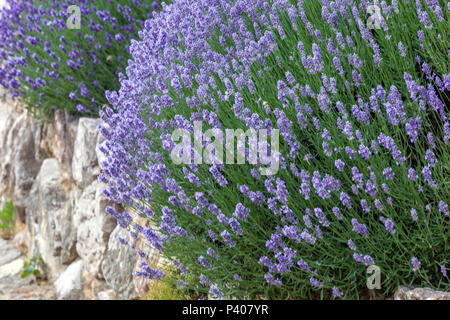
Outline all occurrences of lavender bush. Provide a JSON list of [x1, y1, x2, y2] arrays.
[[0, 0, 161, 119], [99, 0, 449, 299]]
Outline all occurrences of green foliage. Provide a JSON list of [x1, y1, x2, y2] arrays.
[[0, 0, 162, 120], [21, 255, 47, 280], [127, 1, 449, 299], [0, 200, 16, 235], [140, 263, 206, 300]]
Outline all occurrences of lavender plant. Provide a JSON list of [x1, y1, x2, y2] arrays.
[[99, 0, 449, 299], [0, 0, 162, 119]]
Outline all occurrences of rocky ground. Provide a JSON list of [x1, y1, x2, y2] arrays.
[[0, 237, 54, 300]]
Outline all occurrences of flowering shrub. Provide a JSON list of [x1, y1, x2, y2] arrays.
[[0, 0, 161, 119], [99, 0, 449, 299]]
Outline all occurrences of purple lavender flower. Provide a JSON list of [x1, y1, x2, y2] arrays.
[[439, 201, 448, 216], [332, 287, 344, 298], [441, 266, 447, 277], [209, 285, 224, 299], [200, 275, 211, 287], [76, 104, 86, 113], [340, 192, 352, 209], [233, 203, 250, 221], [384, 219, 396, 234], [353, 253, 363, 263], [297, 259, 310, 272], [398, 42, 407, 57], [229, 218, 243, 236], [135, 261, 165, 280], [351, 218, 369, 238], [207, 248, 220, 261], [411, 208, 419, 221], [309, 277, 323, 289], [221, 230, 235, 248], [363, 255, 375, 267], [332, 207, 343, 220], [425, 149, 438, 168], [405, 117, 422, 143], [422, 166, 439, 189], [198, 255, 214, 270], [348, 239, 357, 251], [335, 159, 345, 172], [383, 167, 395, 181], [408, 168, 418, 181], [426, 132, 436, 149], [208, 230, 218, 242], [361, 199, 371, 213], [69, 92, 78, 100], [411, 257, 421, 271]]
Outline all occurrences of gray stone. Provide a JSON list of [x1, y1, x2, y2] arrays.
[[0, 89, 143, 299], [0, 97, 41, 216], [0, 239, 31, 296], [0, 259, 33, 295], [72, 118, 103, 188], [12, 228, 30, 252], [12, 114, 42, 198], [39, 110, 79, 174], [54, 260, 83, 300], [26, 159, 77, 278], [97, 289, 119, 300], [0, 238, 22, 267], [74, 181, 116, 278], [394, 286, 450, 300], [101, 226, 137, 300]]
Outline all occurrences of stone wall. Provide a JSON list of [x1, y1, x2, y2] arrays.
[[0, 90, 144, 300]]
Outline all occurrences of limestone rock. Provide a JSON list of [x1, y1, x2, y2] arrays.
[[97, 289, 119, 300], [26, 159, 77, 278], [72, 118, 103, 188], [0, 95, 42, 221], [12, 228, 30, 252], [0, 89, 143, 299], [0, 259, 32, 295], [74, 180, 116, 278], [0, 239, 31, 295], [54, 260, 83, 300], [0, 238, 22, 266], [40, 110, 79, 174], [11, 114, 42, 199], [0, 258, 25, 278], [394, 286, 450, 300], [101, 226, 137, 300]]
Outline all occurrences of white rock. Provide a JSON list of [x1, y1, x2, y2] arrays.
[[73, 181, 116, 278], [0, 238, 22, 266], [97, 289, 119, 300], [0, 97, 41, 221], [40, 110, 79, 174], [54, 260, 83, 300], [0, 258, 25, 277], [101, 226, 138, 300], [72, 118, 103, 188], [394, 286, 450, 300], [0, 263, 32, 295], [26, 159, 77, 278]]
